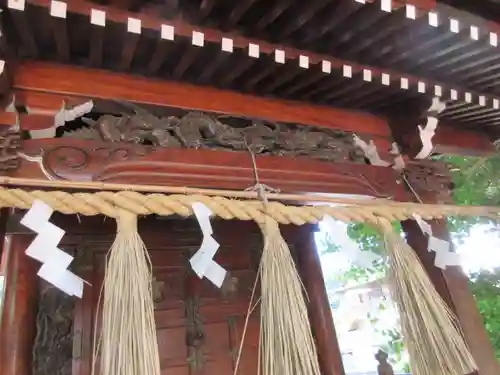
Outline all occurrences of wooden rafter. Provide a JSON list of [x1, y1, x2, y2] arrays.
[[12, 0, 496, 105], [109, 0, 143, 11]]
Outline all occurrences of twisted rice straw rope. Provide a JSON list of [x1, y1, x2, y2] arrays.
[[0, 188, 498, 224]]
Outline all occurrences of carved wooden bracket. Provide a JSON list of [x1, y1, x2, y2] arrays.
[[403, 159, 454, 204], [16, 138, 407, 199]]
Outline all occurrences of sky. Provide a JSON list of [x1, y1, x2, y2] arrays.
[[455, 224, 500, 274]]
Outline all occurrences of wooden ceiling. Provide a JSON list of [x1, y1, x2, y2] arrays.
[[3, 0, 500, 140], [440, 0, 500, 23]]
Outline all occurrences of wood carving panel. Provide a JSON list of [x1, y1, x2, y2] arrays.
[[62, 109, 363, 163], [33, 285, 75, 375], [18, 138, 406, 199], [404, 159, 454, 203]]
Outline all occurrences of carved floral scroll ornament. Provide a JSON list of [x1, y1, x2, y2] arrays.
[[17, 139, 398, 198]]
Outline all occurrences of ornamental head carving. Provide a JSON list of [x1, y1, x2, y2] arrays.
[[0, 128, 22, 172]]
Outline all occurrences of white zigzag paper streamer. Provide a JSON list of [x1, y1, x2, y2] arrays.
[[190, 202, 226, 287], [323, 215, 380, 268], [28, 100, 94, 140], [389, 142, 405, 170], [413, 214, 460, 269], [20, 200, 85, 297], [352, 134, 391, 167], [415, 97, 447, 160], [55, 100, 94, 126], [353, 135, 405, 170]]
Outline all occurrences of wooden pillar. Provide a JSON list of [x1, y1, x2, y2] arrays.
[[0, 235, 38, 375], [403, 219, 500, 375], [401, 160, 500, 375], [402, 219, 454, 308], [292, 224, 346, 375]]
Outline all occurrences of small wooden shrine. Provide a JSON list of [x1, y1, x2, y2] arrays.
[[0, 1, 499, 375]]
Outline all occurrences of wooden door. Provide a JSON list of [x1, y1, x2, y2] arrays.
[[71, 218, 262, 375]]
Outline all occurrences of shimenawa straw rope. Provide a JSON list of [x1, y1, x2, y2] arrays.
[[244, 147, 321, 375], [92, 210, 161, 375], [377, 218, 476, 375], [0, 187, 498, 224], [258, 216, 322, 375], [10, 164, 490, 375]]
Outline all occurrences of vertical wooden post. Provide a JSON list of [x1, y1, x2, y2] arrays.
[[400, 160, 500, 375], [0, 235, 38, 375], [292, 224, 346, 375], [403, 219, 500, 375], [402, 220, 454, 308]]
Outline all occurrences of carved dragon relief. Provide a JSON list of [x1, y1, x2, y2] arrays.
[[63, 106, 365, 163]]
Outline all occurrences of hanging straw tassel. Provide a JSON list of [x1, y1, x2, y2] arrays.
[[258, 216, 321, 375], [377, 218, 476, 375], [93, 210, 161, 375]]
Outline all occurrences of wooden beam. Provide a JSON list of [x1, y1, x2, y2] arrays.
[[434, 123, 497, 156], [20, 0, 490, 100], [15, 138, 408, 199], [0, 112, 18, 127], [9, 63, 496, 156], [403, 219, 500, 375], [400, 161, 500, 375], [12, 62, 390, 137]]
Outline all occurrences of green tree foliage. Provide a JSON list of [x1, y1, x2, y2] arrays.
[[441, 152, 500, 206], [437, 151, 500, 242], [468, 268, 500, 360]]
